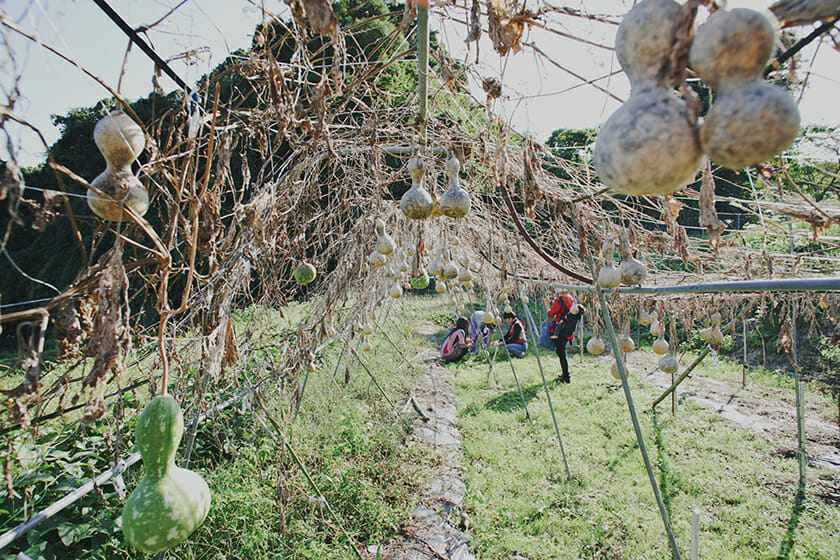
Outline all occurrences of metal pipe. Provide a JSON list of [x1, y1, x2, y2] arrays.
[[515, 276, 840, 295], [417, 0, 430, 146]]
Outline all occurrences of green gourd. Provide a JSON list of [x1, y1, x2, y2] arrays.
[[122, 395, 211, 554]]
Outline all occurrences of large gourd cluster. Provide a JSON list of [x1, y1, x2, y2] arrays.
[[594, 0, 800, 196]]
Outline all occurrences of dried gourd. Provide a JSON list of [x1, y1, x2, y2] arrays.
[[593, 0, 702, 195], [619, 230, 647, 285], [659, 351, 679, 374], [438, 154, 471, 218], [690, 8, 800, 169], [652, 328, 669, 355], [586, 334, 606, 355], [639, 310, 652, 326], [618, 333, 635, 354], [410, 271, 430, 290], [375, 219, 396, 255], [400, 155, 434, 219], [122, 396, 211, 553], [88, 110, 150, 220], [597, 242, 622, 289]]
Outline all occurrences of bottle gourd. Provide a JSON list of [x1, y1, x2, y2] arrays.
[[122, 395, 211, 553], [88, 110, 150, 221], [400, 155, 434, 219], [438, 154, 471, 218], [690, 8, 800, 170], [593, 0, 703, 195]]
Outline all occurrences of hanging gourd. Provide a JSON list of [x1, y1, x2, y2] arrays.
[[504, 304, 513, 314], [649, 312, 663, 338], [441, 250, 459, 280], [88, 109, 150, 221], [639, 310, 652, 326], [438, 154, 471, 218], [400, 155, 434, 219], [652, 328, 669, 355], [703, 311, 724, 346], [363, 323, 374, 336], [368, 251, 387, 268], [375, 219, 396, 256], [592, 0, 703, 195], [618, 332, 635, 354], [410, 270, 430, 290], [122, 396, 211, 554], [458, 257, 473, 283], [586, 333, 606, 356], [690, 8, 800, 169], [390, 282, 403, 299], [294, 260, 317, 285], [611, 361, 623, 380], [619, 229, 647, 286], [481, 303, 495, 324], [428, 248, 444, 277], [597, 242, 622, 289], [435, 281, 446, 293]]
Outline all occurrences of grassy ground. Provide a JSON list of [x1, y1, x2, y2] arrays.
[[447, 336, 840, 560], [2, 293, 838, 559]]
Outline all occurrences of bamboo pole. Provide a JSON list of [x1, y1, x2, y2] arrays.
[[508, 257, 571, 480], [790, 223, 807, 489], [590, 262, 681, 560]]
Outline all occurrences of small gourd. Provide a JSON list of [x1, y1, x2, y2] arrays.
[[410, 271, 430, 290], [618, 230, 647, 285], [611, 361, 623, 380], [375, 219, 396, 256], [482, 307, 495, 324], [88, 110, 150, 221], [435, 281, 446, 293], [652, 329, 669, 355], [690, 8, 800, 169], [368, 251, 387, 268], [438, 154, 471, 218], [597, 242, 622, 289], [400, 155, 434, 219], [639, 310, 652, 326], [593, 0, 703, 195], [458, 259, 473, 283], [428, 250, 444, 277], [705, 311, 724, 346], [363, 323, 374, 336], [586, 334, 606, 356], [659, 351, 679, 374], [618, 333, 635, 354], [649, 316, 663, 338], [122, 396, 211, 553], [294, 261, 317, 285], [390, 282, 403, 299]]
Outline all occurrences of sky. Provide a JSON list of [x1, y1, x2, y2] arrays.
[[1, 0, 838, 168]]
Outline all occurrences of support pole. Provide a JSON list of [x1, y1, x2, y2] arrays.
[[416, 0, 430, 147], [591, 271, 681, 560], [789, 223, 807, 489], [508, 258, 571, 480]]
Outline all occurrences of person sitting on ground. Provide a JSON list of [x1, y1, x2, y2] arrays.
[[501, 311, 527, 358], [440, 317, 473, 363], [469, 309, 496, 353]]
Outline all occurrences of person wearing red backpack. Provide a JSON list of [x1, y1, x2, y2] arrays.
[[439, 317, 473, 364], [544, 290, 582, 383]]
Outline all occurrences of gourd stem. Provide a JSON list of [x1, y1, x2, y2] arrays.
[[507, 255, 571, 481], [586, 257, 681, 560]]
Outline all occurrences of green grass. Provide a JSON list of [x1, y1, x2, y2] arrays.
[[449, 345, 840, 560]]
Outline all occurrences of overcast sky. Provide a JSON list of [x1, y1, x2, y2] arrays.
[[2, 0, 837, 168]]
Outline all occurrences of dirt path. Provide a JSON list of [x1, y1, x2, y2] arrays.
[[380, 322, 475, 560], [613, 351, 840, 473]]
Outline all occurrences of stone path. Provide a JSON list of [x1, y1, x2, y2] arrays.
[[379, 324, 475, 560]]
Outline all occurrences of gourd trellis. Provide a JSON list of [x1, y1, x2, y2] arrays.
[[1, 0, 839, 558]]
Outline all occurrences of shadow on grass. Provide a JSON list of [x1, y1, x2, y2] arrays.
[[777, 484, 806, 560], [651, 411, 678, 517], [484, 378, 566, 413]]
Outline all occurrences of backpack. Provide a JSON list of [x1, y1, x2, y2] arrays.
[[554, 312, 581, 340], [440, 328, 464, 358]]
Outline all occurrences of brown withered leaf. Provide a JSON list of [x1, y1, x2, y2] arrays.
[[487, 0, 524, 55], [82, 245, 131, 390], [699, 162, 726, 251]]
